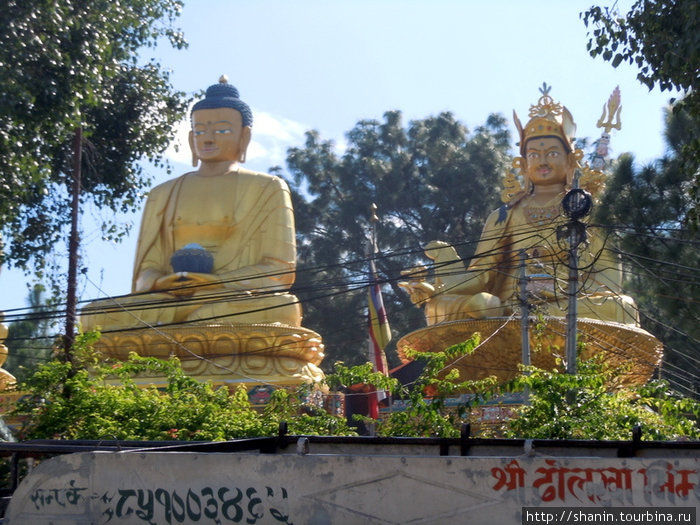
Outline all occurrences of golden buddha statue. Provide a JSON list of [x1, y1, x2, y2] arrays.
[[81, 77, 323, 386], [398, 86, 660, 386]]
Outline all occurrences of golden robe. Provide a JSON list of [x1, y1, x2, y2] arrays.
[[81, 168, 302, 331], [425, 195, 638, 326]]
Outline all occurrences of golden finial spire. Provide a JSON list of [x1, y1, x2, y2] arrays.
[[370, 203, 379, 223], [219, 74, 229, 84]]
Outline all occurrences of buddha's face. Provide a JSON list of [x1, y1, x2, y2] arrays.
[[189, 107, 251, 163], [523, 137, 572, 188]]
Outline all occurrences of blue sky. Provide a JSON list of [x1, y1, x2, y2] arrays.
[[0, 0, 680, 314]]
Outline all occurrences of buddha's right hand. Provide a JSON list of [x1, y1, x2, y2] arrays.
[[398, 280, 436, 306]]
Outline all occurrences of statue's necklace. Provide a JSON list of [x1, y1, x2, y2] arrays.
[[523, 195, 563, 227]]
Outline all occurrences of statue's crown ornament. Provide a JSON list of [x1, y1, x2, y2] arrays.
[[513, 83, 576, 155]]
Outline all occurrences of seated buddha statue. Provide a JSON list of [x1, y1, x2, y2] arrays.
[[81, 76, 301, 331], [401, 86, 638, 327]]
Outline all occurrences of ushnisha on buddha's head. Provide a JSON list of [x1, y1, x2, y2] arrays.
[[188, 75, 253, 168], [514, 84, 580, 190]]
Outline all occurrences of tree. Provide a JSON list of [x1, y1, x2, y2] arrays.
[[283, 111, 511, 369], [4, 287, 54, 382], [581, 0, 700, 226], [0, 0, 189, 288], [594, 104, 699, 398]]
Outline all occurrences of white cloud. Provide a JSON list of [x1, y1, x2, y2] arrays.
[[164, 117, 192, 167], [246, 110, 308, 168], [253, 111, 307, 142]]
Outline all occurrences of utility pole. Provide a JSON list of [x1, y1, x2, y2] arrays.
[[518, 250, 530, 368], [63, 127, 82, 365], [518, 250, 531, 403], [564, 226, 580, 374], [560, 182, 593, 374]]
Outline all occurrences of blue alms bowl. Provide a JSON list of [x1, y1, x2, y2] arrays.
[[170, 244, 214, 274]]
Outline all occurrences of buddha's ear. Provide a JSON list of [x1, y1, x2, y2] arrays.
[[188, 130, 199, 167], [238, 126, 252, 163]]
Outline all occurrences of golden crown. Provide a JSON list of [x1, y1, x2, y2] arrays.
[[514, 83, 576, 155]]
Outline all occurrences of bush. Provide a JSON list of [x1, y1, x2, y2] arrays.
[[499, 356, 700, 440], [11, 334, 356, 441], [8, 333, 699, 442]]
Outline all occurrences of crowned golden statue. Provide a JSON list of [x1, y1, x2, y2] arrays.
[[81, 77, 324, 388], [399, 85, 661, 385]]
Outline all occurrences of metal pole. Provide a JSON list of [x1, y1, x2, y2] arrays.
[[367, 203, 380, 421], [519, 250, 530, 404], [563, 171, 586, 375], [370, 203, 378, 256], [518, 250, 530, 368], [565, 230, 578, 374]]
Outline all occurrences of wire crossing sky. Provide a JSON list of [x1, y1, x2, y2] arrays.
[[0, 0, 682, 314]]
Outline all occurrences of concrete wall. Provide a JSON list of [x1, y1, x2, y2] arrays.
[[5, 447, 699, 524]]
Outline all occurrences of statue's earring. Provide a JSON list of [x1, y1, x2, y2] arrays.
[[238, 127, 252, 164], [191, 151, 199, 167]]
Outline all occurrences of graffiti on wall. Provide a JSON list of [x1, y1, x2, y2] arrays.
[[492, 458, 699, 506], [29, 481, 294, 525]]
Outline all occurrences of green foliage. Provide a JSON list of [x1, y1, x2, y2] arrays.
[[4, 286, 54, 381], [284, 111, 511, 368], [10, 334, 698, 442], [327, 344, 699, 441], [339, 335, 499, 438], [12, 334, 355, 441], [581, 1, 699, 227], [500, 357, 700, 440], [0, 0, 189, 287], [582, 1, 698, 94], [594, 105, 699, 398], [325, 362, 399, 394], [263, 388, 355, 437]]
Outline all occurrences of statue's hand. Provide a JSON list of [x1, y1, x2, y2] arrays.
[[154, 272, 222, 296], [398, 280, 436, 306], [423, 240, 459, 264]]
